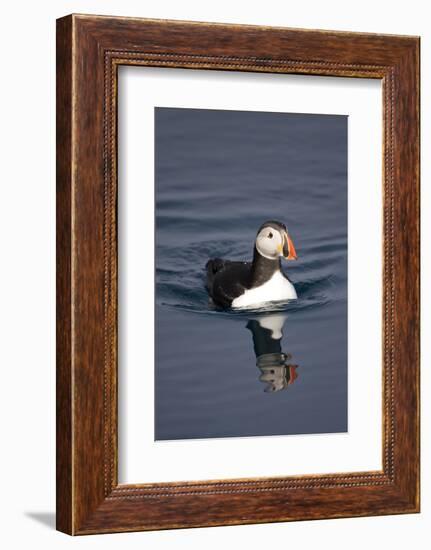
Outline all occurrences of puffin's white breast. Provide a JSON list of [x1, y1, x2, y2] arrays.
[[231, 271, 297, 309]]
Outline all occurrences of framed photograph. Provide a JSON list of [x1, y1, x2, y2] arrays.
[[56, 14, 420, 535]]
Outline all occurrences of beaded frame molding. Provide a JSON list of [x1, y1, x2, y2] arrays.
[[56, 14, 420, 535]]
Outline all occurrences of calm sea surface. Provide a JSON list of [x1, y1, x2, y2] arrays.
[[155, 107, 347, 440]]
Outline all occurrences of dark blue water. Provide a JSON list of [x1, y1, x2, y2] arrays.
[[155, 107, 347, 440]]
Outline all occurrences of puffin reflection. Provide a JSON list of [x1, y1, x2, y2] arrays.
[[246, 314, 298, 393]]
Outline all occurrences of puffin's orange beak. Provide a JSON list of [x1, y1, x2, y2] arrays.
[[283, 232, 297, 260]]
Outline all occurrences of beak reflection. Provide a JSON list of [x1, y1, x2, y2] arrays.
[[246, 314, 299, 393]]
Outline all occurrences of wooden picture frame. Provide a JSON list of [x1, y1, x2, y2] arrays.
[[56, 14, 420, 535]]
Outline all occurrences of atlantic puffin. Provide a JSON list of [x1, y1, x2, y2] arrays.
[[206, 221, 297, 309]]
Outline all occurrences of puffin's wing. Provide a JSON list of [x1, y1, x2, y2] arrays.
[[206, 259, 251, 308]]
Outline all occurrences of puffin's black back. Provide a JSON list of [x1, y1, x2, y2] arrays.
[[205, 258, 252, 308]]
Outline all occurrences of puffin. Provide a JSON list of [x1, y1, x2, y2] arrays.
[[205, 221, 297, 309]]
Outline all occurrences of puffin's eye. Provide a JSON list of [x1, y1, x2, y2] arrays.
[[268, 232, 273, 239]]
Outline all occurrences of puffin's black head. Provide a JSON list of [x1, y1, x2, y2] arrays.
[[255, 220, 297, 261]]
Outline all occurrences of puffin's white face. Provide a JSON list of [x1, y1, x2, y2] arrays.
[[256, 226, 284, 260], [255, 225, 297, 261]]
